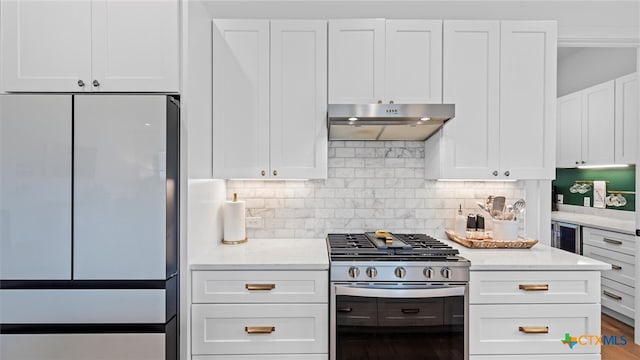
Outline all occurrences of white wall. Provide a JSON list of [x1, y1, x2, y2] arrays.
[[557, 47, 637, 96]]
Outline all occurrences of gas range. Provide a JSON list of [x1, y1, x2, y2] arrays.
[[327, 232, 469, 282]]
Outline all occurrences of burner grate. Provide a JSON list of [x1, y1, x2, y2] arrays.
[[328, 233, 459, 258]]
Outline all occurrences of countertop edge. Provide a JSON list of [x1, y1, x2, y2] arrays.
[[551, 211, 636, 235], [190, 264, 330, 271]]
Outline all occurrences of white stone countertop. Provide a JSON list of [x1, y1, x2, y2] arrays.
[[190, 238, 329, 271], [551, 211, 636, 235], [445, 240, 611, 271]]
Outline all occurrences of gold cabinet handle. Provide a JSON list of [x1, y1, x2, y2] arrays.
[[261, 170, 266, 176], [603, 290, 623, 301], [611, 264, 622, 270], [245, 283, 276, 291], [519, 326, 549, 334], [603, 238, 623, 245], [519, 284, 549, 291], [245, 326, 275, 334], [273, 170, 277, 176]]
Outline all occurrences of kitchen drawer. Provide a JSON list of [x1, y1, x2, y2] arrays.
[[0, 333, 165, 360], [194, 355, 327, 360], [191, 303, 328, 355], [336, 296, 377, 327], [192, 270, 328, 304], [583, 244, 634, 287], [601, 277, 635, 319], [471, 355, 600, 360], [378, 297, 444, 327], [469, 304, 600, 355], [583, 227, 635, 255], [469, 271, 600, 304]]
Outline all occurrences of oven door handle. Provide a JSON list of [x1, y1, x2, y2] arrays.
[[334, 285, 465, 298]]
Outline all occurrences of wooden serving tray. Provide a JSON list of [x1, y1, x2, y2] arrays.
[[445, 230, 538, 249]]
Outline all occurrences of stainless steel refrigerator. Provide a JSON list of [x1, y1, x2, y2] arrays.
[[0, 94, 179, 360]]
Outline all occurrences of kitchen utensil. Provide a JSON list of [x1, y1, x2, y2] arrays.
[[492, 196, 506, 220], [486, 196, 494, 212], [503, 205, 514, 220], [512, 199, 526, 220], [477, 201, 491, 215]]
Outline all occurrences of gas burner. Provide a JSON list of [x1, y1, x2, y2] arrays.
[[327, 232, 460, 259]]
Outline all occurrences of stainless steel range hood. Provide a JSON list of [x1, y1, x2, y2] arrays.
[[327, 103, 455, 141]]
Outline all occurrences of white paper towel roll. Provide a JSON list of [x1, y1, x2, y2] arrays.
[[223, 194, 246, 243]]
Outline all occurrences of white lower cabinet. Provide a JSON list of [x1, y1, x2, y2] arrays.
[[191, 270, 328, 359], [470, 271, 602, 358]]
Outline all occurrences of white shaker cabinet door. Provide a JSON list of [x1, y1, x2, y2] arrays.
[[0, 95, 72, 279], [615, 72, 637, 165], [385, 20, 442, 104], [582, 80, 615, 166], [1, 0, 91, 92], [499, 21, 556, 180], [73, 95, 167, 280], [431, 20, 500, 179], [212, 20, 270, 179], [556, 92, 582, 168], [91, 0, 179, 92], [270, 20, 327, 179], [328, 19, 385, 104]]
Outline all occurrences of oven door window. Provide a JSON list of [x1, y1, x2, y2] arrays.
[[336, 294, 464, 360]]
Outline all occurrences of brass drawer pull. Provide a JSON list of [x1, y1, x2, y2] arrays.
[[245, 284, 276, 291], [611, 264, 622, 270], [245, 326, 275, 334], [603, 238, 623, 245], [519, 326, 549, 334], [519, 284, 549, 291], [603, 290, 623, 301]]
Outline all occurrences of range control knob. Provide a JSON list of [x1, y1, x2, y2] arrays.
[[423, 267, 434, 279], [394, 267, 406, 279], [441, 267, 452, 279], [348, 267, 360, 278], [366, 267, 378, 278]]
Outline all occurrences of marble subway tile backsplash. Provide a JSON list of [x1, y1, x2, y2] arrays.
[[227, 141, 525, 239]]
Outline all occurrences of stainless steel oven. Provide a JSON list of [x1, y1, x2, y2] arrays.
[[327, 233, 470, 360]]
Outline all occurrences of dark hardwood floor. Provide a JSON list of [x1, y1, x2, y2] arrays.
[[602, 314, 640, 360]]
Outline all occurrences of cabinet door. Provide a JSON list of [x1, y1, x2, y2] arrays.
[[385, 20, 442, 104], [1, 1, 91, 92], [615, 73, 637, 164], [582, 80, 615, 166], [212, 20, 270, 179], [556, 92, 582, 168], [438, 21, 500, 179], [91, 0, 179, 92], [73, 95, 167, 280], [499, 21, 557, 179], [0, 95, 72, 279], [270, 20, 327, 179], [328, 19, 385, 104]]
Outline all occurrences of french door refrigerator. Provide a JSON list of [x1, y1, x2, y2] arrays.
[[0, 94, 179, 360]]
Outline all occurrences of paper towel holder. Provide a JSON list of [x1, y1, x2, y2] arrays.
[[223, 192, 249, 245]]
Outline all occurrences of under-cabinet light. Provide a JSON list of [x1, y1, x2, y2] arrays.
[[576, 164, 629, 169]]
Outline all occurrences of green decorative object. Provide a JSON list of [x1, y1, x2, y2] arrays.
[[554, 167, 635, 212]]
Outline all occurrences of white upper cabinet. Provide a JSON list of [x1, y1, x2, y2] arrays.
[[614, 73, 638, 164], [556, 92, 583, 167], [212, 19, 327, 179], [212, 20, 270, 179], [556, 80, 617, 167], [426, 20, 556, 180], [270, 20, 328, 179], [1, 0, 179, 92], [498, 21, 556, 179], [329, 19, 442, 104]]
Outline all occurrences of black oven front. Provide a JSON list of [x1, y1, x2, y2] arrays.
[[330, 283, 468, 360]]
